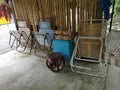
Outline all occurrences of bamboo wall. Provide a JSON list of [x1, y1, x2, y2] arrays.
[[11, 0, 103, 32]]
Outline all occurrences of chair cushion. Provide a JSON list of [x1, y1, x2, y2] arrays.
[[39, 21, 51, 29], [17, 21, 28, 28]]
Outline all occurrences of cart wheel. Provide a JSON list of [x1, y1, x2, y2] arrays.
[[46, 59, 65, 72]]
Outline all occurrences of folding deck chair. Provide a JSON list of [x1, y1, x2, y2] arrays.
[[32, 19, 54, 54], [9, 20, 33, 53]]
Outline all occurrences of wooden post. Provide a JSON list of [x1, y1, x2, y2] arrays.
[[9, 0, 17, 25]]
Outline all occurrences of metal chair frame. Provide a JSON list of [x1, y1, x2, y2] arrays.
[[9, 29, 32, 53], [32, 32, 53, 54]]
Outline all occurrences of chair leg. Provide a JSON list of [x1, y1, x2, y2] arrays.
[[9, 33, 12, 46], [11, 38, 16, 48], [9, 32, 19, 48], [30, 35, 35, 53], [16, 36, 26, 53], [9, 30, 34, 54], [16, 31, 32, 53]]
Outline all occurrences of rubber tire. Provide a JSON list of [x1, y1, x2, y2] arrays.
[[46, 59, 65, 72]]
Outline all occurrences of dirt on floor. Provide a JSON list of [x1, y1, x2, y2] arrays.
[[109, 31, 120, 68], [108, 14, 120, 68]]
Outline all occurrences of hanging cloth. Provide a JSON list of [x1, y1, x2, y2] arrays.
[[99, 0, 111, 20]]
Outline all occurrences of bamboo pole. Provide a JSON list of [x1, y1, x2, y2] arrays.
[[9, 0, 17, 24], [28, 0, 34, 27], [38, 0, 43, 19], [18, 0, 24, 19], [45, 0, 48, 18], [19, 0, 25, 19], [67, 0, 71, 31], [62, 0, 66, 30], [76, 0, 79, 32], [15, 0, 20, 19], [21, 0, 29, 20], [77, 0, 81, 35], [59, 0, 62, 29], [51, 0, 55, 24], [40, 0, 45, 19], [90, 0, 93, 24], [72, 0, 76, 32], [32, 0, 39, 30], [94, 0, 97, 19], [64, 0, 67, 31], [62, 0, 64, 30], [96, 0, 102, 19], [12, 0, 18, 19], [82, 0, 84, 20], [93, 0, 96, 19], [12, 0, 23, 19], [55, 0, 58, 28]]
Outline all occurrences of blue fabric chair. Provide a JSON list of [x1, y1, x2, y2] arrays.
[[33, 21, 54, 51]]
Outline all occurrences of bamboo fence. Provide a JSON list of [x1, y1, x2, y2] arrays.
[[11, 0, 103, 32], [11, 0, 106, 59]]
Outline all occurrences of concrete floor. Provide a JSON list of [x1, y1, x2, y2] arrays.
[[0, 50, 119, 90], [0, 23, 16, 54]]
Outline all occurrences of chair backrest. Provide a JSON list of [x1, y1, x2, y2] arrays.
[[38, 19, 54, 39], [39, 21, 51, 29], [38, 18, 55, 30], [38, 19, 55, 47], [16, 19, 29, 28], [17, 21, 28, 28], [16, 19, 32, 36]]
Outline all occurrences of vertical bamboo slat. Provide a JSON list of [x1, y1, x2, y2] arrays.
[[66, 0, 70, 31], [12, 0, 24, 19], [31, 0, 39, 30], [38, 0, 43, 18], [72, 0, 76, 32]]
